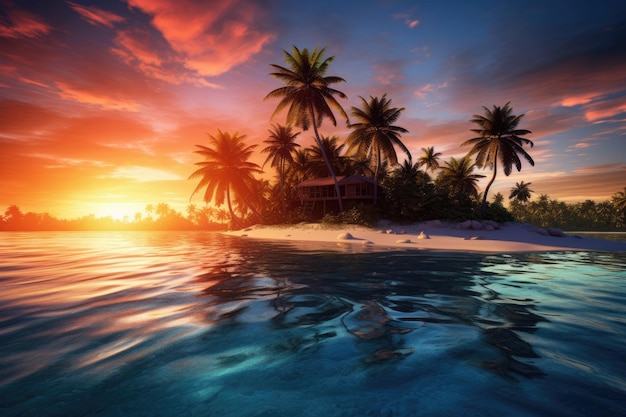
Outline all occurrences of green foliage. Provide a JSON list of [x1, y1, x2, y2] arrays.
[[321, 204, 380, 227], [483, 202, 515, 223], [509, 196, 625, 231]]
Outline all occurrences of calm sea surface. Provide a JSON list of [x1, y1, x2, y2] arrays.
[[1, 231, 625, 417]]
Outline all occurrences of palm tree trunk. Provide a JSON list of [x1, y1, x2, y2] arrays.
[[226, 187, 239, 229], [373, 143, 381, 205], [481, 149, 498, 215], [310, 104, 344, 212], [279, 158, 285, 212]]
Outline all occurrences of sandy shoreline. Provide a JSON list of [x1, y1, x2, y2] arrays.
[[224, 220, 626, 253]]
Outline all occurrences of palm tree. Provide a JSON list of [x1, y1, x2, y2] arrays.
[[156, 203, 172, 220], [462, 102, 534, 214], [189, 130, 263, 228], [436, 155, 485, 200], [509, 181, 534, 204], [346, 94, 410, 181], [393, 158, 424, 184], [145, 204, 154, 220], [306, 135, 347, 178], [265, 45, 349, 211], [186, 204, 198, 224], [344, 154, 374, 178], [261, 124, 301, 211], [612, 187, 626, 215], [285, 148, 311, 185], [492, 192, 505, 206], [418, 146, 442, 173]]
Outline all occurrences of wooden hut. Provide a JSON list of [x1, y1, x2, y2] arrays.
[[296, 175, 377, 215]]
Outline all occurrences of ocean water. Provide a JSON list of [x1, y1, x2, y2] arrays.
[[0, 231, 625, 417]]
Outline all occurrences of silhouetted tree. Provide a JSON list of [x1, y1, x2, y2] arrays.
[[436, 155, 485, 200], [189, 131, 263, 228], [262, 124, 301, 211], [346, 94, 410, 179], [462, 102, 534, 214], [265, 45, 349, 211], [417, 146, 442, 173], [509, 181, 534, 204]]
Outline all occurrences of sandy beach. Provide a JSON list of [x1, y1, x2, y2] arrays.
[[224, 220, 626, 253]]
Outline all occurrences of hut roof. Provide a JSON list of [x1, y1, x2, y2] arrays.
[[297, 175, 377, 188]]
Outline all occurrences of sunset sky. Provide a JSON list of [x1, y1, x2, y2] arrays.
[[1, 0, 625, 220]]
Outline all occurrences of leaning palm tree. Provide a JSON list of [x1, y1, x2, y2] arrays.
[[261, 124, 301, 211], [265, 45, 349, 211], [418, 146, 442, 173], [436, 155, 485, 200], [462, 102, 534, 214], [509, 181, 534, 204], [346, 94, 410, 181], [189, 130, 263, 228]]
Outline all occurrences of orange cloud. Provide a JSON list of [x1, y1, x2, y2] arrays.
[[56, 81, 141, 111], [106, 166, 184, 182], [560, 95, 596, 107], [111, 29, 223, 88], [67, 1, 125, 28], [0, 4, 51, 38], [125, 0, 275, 76]]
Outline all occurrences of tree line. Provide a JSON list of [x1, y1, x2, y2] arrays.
[[0, 203, 228, 231]]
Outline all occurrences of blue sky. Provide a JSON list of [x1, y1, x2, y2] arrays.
[[1, 0, 625, 218]]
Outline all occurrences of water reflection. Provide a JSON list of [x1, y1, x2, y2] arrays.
[[2, 232, 625, 416], [196, 239, 549, 379]]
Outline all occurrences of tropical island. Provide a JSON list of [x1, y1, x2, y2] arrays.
[[2, 46, 625, 239]]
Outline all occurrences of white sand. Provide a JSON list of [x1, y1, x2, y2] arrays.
[[224, 220, 626, 253]]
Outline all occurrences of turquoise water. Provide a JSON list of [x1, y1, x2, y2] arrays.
[[0, 231, 625, 416]]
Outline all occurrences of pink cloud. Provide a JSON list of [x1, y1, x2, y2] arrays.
[[414, 82, 448, 99], [583, 97, 626, 121], [0, 4, 51, 38], [393, 13, 419, 29], [67, 1, 125, 28], [125, 0, 275, 76], [18, 76, 48, 88], [372, 61, 405, 86]]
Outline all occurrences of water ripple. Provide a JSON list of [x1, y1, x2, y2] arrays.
[[1, 232, 625, 416]]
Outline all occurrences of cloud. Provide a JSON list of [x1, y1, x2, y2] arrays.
[[107, 166, 183, 182], [125, 0, 275, 77], [67, 1, 125, 28], [567, 142, 592, 152], [111, 29, 223, 88], [583, 96, 626, 121], [56, 81, 141, 111], [393, 13, 419, 29], [372, 60, 406, 86], [531, 163, 626, 202], [0, 3, 51, 38], [414, 82, 448, 99]]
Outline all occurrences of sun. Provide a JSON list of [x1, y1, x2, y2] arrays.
[[91, 202, 145, 221]]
